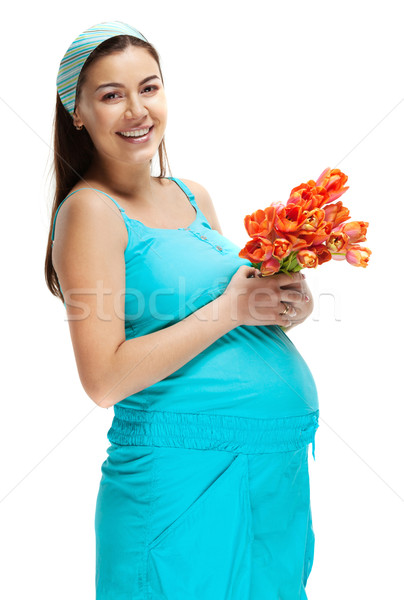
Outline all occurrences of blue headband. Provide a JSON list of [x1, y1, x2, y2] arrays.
[[56, 20, 148, 117]]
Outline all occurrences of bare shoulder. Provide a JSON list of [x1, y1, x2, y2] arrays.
[[179, 178, 211, 202], [180, 178, 223, 234], [52, 187, 127, 266], [53, 186, 123, 227], [55, 186, 124, 222]]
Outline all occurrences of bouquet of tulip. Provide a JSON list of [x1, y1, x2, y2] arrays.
[[239, 168, 371, 276]]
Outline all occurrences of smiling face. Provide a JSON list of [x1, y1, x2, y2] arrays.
[[72, 45, 167, 168]]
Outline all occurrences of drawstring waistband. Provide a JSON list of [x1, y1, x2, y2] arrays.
[[107, 407, 319, 458]]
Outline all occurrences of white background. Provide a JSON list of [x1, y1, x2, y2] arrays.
[[1, 1, 403, 598]]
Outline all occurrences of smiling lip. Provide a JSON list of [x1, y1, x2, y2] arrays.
[[116, 125, 154, 143]]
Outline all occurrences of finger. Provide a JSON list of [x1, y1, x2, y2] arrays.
[[285, 305, 297, 317], [276, 272, 304, 287], [279, 302, 297, 318], [281, 290, 306, 303], [245, 266, 261, 278]]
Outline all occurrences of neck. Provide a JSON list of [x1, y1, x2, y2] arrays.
[[84, 154, 159, 202]]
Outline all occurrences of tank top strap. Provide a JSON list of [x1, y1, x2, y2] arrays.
[[51, 187, 126, 243], [166, 177, 198, 210]]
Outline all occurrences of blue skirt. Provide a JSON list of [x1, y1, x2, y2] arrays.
[[94, 408, 318, 599]]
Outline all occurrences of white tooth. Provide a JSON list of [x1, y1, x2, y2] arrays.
[[120, 127, 150, 137]]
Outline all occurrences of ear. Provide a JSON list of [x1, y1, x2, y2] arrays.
[[72, 109, 84, 129]]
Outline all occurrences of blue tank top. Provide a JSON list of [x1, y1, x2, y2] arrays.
[[51, 177, 319, 423]]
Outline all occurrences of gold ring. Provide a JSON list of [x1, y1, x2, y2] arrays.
[[280, 301, 290, 316]]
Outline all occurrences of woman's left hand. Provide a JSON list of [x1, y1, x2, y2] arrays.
[[279, 274, 314, 330]]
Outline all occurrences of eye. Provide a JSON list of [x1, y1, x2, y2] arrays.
[[142, 85, 158, 93], [102, 92, 120, 100]]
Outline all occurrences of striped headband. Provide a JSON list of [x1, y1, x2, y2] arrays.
[[56, 21, 148, 117]]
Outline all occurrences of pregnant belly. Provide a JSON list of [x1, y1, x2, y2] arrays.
[[226, 324, 320, 418], [119, 324, 319, 420]]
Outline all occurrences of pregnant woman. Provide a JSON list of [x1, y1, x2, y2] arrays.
[[45, 21, 320, 599]]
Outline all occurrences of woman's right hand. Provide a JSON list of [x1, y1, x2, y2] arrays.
[[222, 265, 306, 328]]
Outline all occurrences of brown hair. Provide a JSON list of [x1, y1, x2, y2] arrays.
[[44, 34, 172, 302]]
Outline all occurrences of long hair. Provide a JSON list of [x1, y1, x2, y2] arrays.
[[44, 34, 172, 302]]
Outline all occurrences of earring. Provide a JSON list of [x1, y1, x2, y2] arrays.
[[75, 124, 83, 130]]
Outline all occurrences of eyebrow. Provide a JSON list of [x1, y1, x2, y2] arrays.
[[95, 75, 161, 92]]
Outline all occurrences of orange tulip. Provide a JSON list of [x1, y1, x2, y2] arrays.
[[275, 203, 307, 233], [326, 231, 349, 253], [315, 167, 349, 204], [311, 244, 332, 265], [297, 221, 333, 247], [296, 249, 319, 268], [279, 232, 309, 252], [273, 238, 293, 259], [244, 206, 276, 238], [300, 208, 326, 232], [345, 245, 372, 267], [323, 201, 350, 228], [261, 255, 281, 275], [336, 220, 368, 243], [287, 182, 329, 211], [239, 236, 274, 263]]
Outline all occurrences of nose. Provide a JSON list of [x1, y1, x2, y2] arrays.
[[124, 91, 148, 120]]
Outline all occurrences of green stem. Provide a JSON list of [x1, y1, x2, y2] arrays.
[[254, 251, 304, 276]]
